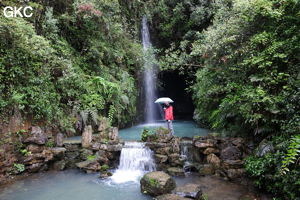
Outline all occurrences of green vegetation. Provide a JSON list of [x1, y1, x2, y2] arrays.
[[101, 164, 109, 172], [87, 155, 96, 161], [0, 0, 142, 130], [13, 163, 25, 174], [19, 148, 32, 156]]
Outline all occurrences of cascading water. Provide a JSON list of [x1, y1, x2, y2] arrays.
[[110, 142, 156, 184], [142, 16, 161, 123], [180, 140, 193, 173]]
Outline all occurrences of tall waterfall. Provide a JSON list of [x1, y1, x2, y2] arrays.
[[110, 142, 156, 183], [142, 16, 160, 123]]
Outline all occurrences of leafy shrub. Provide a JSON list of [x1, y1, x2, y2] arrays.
[[141, 128, 157, 142], [19, 149, 31, 156], [101, 164, 109, 171], [245, 136, 300, 199], [45, 140, 54, 148]]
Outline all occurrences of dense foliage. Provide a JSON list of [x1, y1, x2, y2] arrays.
[[145, 0, 300, 198], [0, 0, 143, 131]]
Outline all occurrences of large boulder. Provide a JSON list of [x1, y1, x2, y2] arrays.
[[23, 126, 48, 145], [173, 183, 203, 200], [140, 171, 176, 196], [82, 125, 92, 148], [156, 194, 191, 200]]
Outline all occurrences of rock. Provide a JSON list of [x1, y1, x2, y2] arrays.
[[99, 171, 113, 179], [75, 160, 101, 172], [198, 164, 215, 175], [41, 149, 54, 162], [203, 148, 219, 155], [156, 147, 171, 155], [194, 139, 215, 149], [108, 127, 119, 141], [222, 159, 244, 169], [27, 163, 44, 173], [169, 153, 183, 166], [50, 147, 66, 158], [82, 125, 93, 148], [172, 137, 180, 153], [225, 168, 246, 179], [107, 144, 122, 152], [155, 194, 191, 200], [53, 160, 66, 171], [140, 171, 176, 196], [56, 133, 64, 147], [24, 126, 48, 145], [207, 153, 221, 168], [26, 144, 44, 153], [220, 146, 242, 160], [80, 148, 94, 160], [173, 183, 203, 200], [255, 139, 274, 157], [155, 154, 168, 164], [239, 193, 258, 200], [167, 167, 185, 176], [98, 117, 109, 133]]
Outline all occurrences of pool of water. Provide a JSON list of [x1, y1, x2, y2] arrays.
[[0, 170, 152, 200], [119, 120, 210, 141]]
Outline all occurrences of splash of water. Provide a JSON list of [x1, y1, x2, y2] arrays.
[[109, 142, 156, 184]]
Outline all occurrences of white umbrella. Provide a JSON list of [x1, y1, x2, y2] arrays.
[[154, 97, 174, 104]]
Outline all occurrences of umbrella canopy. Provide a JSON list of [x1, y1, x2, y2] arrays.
[[154, 97, 174, 104]]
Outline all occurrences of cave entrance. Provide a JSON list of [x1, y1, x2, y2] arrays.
[[158, 70, 194, 120]]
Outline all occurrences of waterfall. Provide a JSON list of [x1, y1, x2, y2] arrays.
[[110, 142, 156, 183], [180, 140, 193, 173], [142, 16, 161, 123]]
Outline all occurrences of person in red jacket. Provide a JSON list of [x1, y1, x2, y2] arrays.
[[164, 102, 174, 135]]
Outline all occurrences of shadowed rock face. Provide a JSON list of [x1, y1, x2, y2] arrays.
[[140, 171, 176, 196]]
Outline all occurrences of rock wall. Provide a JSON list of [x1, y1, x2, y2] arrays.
[[146, 134, 250, 180], [0, 124, 123, 185]]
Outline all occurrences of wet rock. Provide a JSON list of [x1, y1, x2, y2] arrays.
[[173, 183, 203, 200], [140, 171, 176, 196], [82, 125, 92, 148], [53, 160, 66, 171], [207, 153, 221, 168], [155, 154, 168, 164], [198, 164, 215, 175], [255, 139, 274, 157], [99, 171, 113, 179], [56, 133, 64, 147], [167, 167, 185, 176], [203, 148, 219, 155], [155, 194, 191, 200], [220, 146, 242, 160], [23, 126, 47, 145]]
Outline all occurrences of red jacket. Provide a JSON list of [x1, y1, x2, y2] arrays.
[[164, 106, 174, 120]]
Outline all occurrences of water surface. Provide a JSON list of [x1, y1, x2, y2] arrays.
[[119, 120, 209, 141], [0, 170, 152, 200]]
